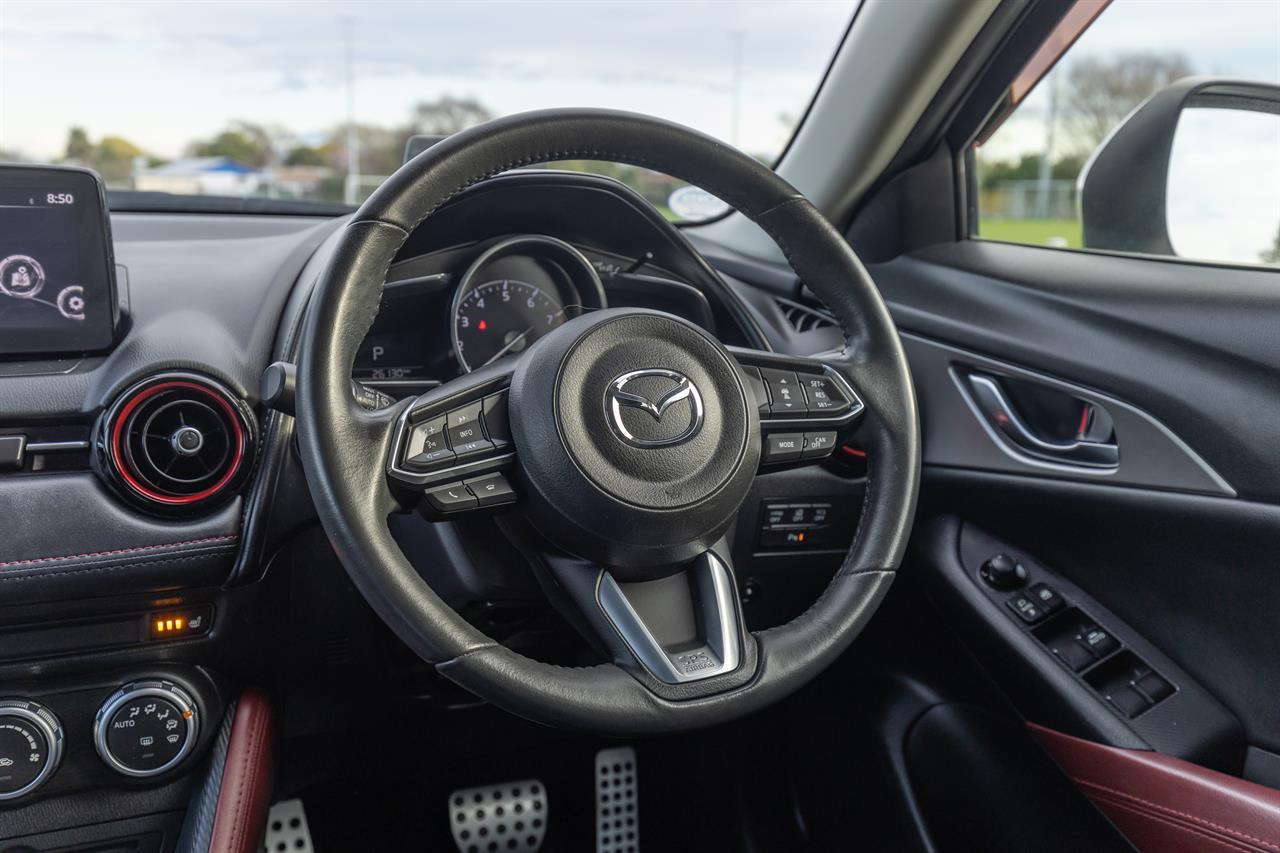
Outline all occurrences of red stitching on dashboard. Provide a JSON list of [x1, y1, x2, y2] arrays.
[[0, 535, 239, 569]]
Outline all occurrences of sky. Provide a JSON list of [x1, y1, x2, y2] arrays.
[[0, 0, 857, 163]]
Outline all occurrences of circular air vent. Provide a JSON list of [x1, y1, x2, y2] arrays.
[[98, 373, 255, 513]]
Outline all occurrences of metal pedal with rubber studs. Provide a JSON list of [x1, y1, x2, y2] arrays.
[[263, 798, 314, 853], [595, 746, 638, 853], [449, 779, 547, 853]]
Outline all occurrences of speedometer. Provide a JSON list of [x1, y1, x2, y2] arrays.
[[453, 278, 566, 372]]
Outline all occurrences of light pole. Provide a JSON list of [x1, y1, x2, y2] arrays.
[[343, 16, 361, 205]]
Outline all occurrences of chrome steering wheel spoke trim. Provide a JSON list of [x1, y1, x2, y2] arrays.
[[595, 550, 743, 685]]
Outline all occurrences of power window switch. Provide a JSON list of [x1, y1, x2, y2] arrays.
[[1134, 671, 1175, 704], [425, 482, 477, 513], [1107, 686, 1152, 719], [1078, 625, 1120, 658], [0, 435, 25, 471], [1006, 593, 1045, 624], [1052, 641, 1096, 672], [1026, 583, 1065, 615]]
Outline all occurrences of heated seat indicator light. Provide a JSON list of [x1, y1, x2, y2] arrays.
[[147, 606, 212, 640]]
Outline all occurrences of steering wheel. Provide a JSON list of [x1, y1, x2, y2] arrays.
[[295, 109, 920, 734]]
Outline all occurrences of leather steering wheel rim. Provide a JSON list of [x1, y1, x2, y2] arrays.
[[295, 108, 920, 734]]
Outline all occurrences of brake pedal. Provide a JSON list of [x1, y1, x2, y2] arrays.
[[263, 798, 314, 853], [449, 779, 547, 853], [595, 746, 638, 853]]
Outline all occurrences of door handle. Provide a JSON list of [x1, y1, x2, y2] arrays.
[[964, 374, 1119, 468]]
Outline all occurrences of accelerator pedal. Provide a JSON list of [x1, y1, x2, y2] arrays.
[[449, 779, 547, 853], [595, 746, 639, 853], [262, 798, 314, 853]]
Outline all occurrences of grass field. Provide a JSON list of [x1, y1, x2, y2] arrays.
[[978, 218, 1082, 248]]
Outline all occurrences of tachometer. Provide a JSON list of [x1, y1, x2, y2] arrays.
[[454, 279, 566, 372], [450, 235, 607, 373]]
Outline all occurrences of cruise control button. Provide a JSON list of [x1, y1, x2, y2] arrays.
[[425, 482, 477, 512], [760, 368, 808, 417], [406, 416, 454, 469], [481, 393, 512, 449], [445, 402, 485, 447], [763, 433, 804, 463], [799, 374, 851, 414], [801, 431, 838, 459], [464, 472, 516, 507]]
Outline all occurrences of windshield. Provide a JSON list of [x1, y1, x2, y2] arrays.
[[0, 1, 856, 216]]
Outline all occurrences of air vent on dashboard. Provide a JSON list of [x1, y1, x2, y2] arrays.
[[773, 296, 836, 333], [95, 372, 255, 514]]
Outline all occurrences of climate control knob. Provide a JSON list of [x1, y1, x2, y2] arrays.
[[94, 680, 199, 777], [0, 699, 64, 800]]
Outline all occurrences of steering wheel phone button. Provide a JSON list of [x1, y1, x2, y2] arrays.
[[425, 482, 477, 512], [760, 368, 809, 416], [445, 402, 485, 447], [800, 431, 837, 459], [481, 392, 513, 448], [764, 433, 804, 463], [464, 472, 516, 507]]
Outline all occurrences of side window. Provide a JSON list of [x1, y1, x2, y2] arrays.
[[974, 0, 1280, 267]]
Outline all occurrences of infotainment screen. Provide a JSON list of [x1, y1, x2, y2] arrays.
[[0, 165, 117, 355]]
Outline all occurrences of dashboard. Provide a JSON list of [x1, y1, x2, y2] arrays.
[[0, 164, 856, 842]]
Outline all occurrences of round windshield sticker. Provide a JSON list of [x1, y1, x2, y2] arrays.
[[667, 186, 730, 221]]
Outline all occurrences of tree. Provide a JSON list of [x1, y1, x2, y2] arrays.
[[283, 145, 327, 167], [1261, 223, 1280, 265], [1061, 52, 1195, 152], [64, 127, 93, 162], [190, 121, 273, 167]]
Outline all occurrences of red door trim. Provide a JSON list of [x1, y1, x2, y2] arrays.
[[1029, 722, 1280, 853]]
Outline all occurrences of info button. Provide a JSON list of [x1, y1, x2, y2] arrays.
[[764, 433, 804, 463]]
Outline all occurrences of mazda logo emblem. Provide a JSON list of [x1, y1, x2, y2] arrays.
[[605, 368, 705, 447]]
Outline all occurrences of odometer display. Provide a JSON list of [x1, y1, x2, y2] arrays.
[[453, 278, 567, 372]]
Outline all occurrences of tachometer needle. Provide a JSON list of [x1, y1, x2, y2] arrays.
[[478, 308, 568, 369], [479, 326, 534, 368]]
